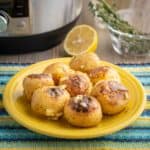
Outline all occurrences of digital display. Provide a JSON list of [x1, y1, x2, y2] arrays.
[[0, 0, 29, 17]]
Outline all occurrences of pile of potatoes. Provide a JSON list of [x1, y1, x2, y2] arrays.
[[23, 52, 129, 127]]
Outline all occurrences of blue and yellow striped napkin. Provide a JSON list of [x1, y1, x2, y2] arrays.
[[0, 63, 150, 150]]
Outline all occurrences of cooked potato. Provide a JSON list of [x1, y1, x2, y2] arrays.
[[92, 80, 129, 115], [70, 52, 100, 72], [31, 86, 70, 120], [59, 71, 92, 96], [23, 74, 54, 102], [43, 62, 74, 85], [64, 95, 102, 127], [88, 66, 121, 84]]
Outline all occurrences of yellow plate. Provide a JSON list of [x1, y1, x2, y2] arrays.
[[3, 58, 146, 139]]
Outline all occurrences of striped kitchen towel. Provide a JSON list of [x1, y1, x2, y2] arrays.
[[0, 63, 150, 150]]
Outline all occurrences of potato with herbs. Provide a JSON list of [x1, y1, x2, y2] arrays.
[[59, 71, 92, 96], [23, 74, 54, 102], [43, 62, 74, 85], [31, 86, 70, 120], [70, 52, 100, 72], [92, 80, 129, 115], [88, 66, 121, 84], [64, 95, 102, 127]]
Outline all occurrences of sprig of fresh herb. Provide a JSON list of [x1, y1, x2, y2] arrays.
[[89, 0, 140, 34], [89, 0, 150, 55]]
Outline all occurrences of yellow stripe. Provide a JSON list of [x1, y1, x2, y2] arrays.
[[136, 117, 150, 122], [123, 67, 150, 72], [0, 86, 4, 94], [0, 101, 3, 108], [1, 66, 148, 72], [0, 66, 24, 72], [145, 89, 150, 94], [146, 101, 150, 109], [0, 116, 12, 121], [0, 65, 149, 72], [138, 116, 150, 120]]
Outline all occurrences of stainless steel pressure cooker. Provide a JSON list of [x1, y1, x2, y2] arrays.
[[0, 0, 82, 54]]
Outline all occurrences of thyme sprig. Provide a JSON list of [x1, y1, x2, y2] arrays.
[[89, 0, 140, 34], [89, 0, 150, 55]]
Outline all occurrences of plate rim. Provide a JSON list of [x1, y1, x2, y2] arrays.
[[3, 58, 146, 139]]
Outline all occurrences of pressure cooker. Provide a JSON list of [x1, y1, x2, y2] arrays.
[[0, 0, 82, 54]]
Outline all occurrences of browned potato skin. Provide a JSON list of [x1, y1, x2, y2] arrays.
[[59, 71, 92, 96], [88, 66, 121, 85], [64, 95, 102, 127], [31, 86, 70, 120], [92, 80, 129, 115], [23, 74, 54, 102], [70, 52, 100, 72], [43, 62, 74, 85]]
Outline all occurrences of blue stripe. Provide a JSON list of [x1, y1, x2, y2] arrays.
[[0, 139, 149, 143], [142, 83, 150, 86], [0, 63, 30, 66], [0, 135, 150, 142], [0, 126, 25, 129], [0, 71, 18, 74], [126, 127, 150, 130], [1, 139, 150, 143], [0, 127, 150, 141], [0, 74, 14, 77], [0, 77, 11, 85], [118, 63, 150, 67], [141, 109, 150, 117], [0, 81, 8, 85], [147, 95, 150, 100], [136, 76, 150, 82], [135, 75, 150, 78], [0, 62, 150, 67], [0, 76, 11, 81], [0, 109, 8, 116], [132, 72, 150, 76]]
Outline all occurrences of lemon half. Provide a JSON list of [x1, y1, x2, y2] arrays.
[[64, 25, 98, 56]]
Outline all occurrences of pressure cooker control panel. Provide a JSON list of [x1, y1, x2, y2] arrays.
[[0, 0, 31, 35], [0, 0, 29, 17]]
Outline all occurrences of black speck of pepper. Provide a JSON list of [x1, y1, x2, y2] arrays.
[[70, 75, 82, 87], [72, 96, 92, 113], [47, 88, 63, 97]]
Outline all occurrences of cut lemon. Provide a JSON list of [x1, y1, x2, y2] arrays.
[[64, 25, 98, 56]]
